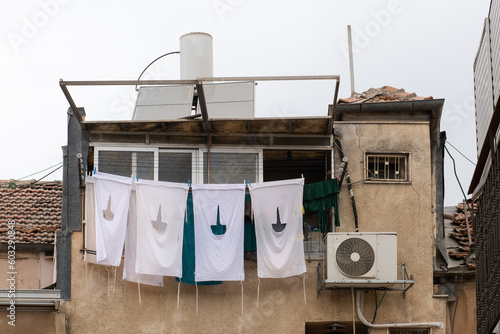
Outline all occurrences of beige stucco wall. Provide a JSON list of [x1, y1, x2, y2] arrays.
[[0, 250, 61, 334], [55, 229, 448, 334], [58, 230, 446, 334], [0, 310, 65, 334], [332, 121, 447, 331], [0, 250, 54, 289], [0, 251, 41, 289], [447, 280, 477, 334]]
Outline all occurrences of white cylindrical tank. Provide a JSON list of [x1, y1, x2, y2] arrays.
[[180, 32, 213, 80]]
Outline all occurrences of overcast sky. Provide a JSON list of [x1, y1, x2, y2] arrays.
[[0, 0, 491, 206]]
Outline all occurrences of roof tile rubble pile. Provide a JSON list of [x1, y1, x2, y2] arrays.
[[338, 86, 434, 104], [0, 180, 62, 245], [446, 201, 477, 269]]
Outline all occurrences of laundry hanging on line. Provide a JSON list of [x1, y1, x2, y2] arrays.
[[192, 183, 246, 282], [123, 189, 163, 287], [176, 193, 222, 286], [84, 172, 308, 283], [93, 172, 132, 267], [249, 178, 306, 278], [303, 178, 340, 232], [135, 179, 188, 278]]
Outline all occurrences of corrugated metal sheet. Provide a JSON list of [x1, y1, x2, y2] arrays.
[[474, 18, 494, 157], [490, 0, 500, 104]]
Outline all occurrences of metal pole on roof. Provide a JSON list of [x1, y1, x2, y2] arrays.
[[347, 25, 355, 96]]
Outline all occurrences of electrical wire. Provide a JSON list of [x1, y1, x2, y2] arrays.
[[443, 141, 473, 216], [0, 162, 63, 187], [134, 51, 180, 91], [443, 142, 476, 334], [445, 140, 476, 166], [368, 290, 387, 334], [0, 164, 63, 199]]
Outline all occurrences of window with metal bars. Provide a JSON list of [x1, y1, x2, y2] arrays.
[[365, 153, 409, 182]]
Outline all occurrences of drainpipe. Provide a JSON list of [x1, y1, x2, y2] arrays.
[[356, 291, 443, 329]]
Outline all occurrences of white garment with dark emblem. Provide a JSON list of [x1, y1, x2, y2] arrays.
[[94, 172, 132, 267], [249, 178, 306, 278], [135, 179, 188, 277], [123, 189, 164, 287], [192, 183, 245, 282]]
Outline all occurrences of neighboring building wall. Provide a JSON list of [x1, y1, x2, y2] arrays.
[[471, 2, 500, 333], [0, 311, 64, 334], [0, 251, 44, 289], [447, 280, 477, 334], [0, 174, 62, 331], [475, 147, 500, 334]]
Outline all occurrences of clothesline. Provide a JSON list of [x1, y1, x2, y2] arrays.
[[85, 173, 309, 284]]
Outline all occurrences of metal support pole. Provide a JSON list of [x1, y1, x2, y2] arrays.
[[347, 25, 355, 96], [463, 199, 472, 246], [402, 262, 406, 299]]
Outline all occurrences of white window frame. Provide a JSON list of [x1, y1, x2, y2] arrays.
[[198, 148, 263, 184], [93, 145, 263, 184], [364, 152, 411, 184], [94, 146, 158, 180]]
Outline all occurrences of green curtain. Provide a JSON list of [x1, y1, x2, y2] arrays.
[[303, 178, 340, 233]]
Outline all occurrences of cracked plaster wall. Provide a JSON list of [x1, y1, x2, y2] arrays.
[[333, 121, 446, 329]]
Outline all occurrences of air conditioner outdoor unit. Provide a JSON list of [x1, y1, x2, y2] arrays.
[[325, 232, 397, 281]]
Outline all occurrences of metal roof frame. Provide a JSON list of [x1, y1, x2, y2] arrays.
[[60, 76, 341, 151], [59, 75, 340, 134]]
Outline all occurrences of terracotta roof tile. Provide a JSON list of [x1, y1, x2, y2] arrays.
[[0, 180, 62, 245], [444, 201, 477, 269], [338, 86, 433, 104]]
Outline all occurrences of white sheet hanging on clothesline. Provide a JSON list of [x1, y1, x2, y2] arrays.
[[135, 179, 188, 278], [249, 178, 306, 278], [123, 189, 163, 287], [94, 172, 132, 267], [192, 183, 245, 282], [84, 176, 97, 264]]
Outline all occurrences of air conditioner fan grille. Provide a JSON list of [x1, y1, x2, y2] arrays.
[[335, 237, 375, 277]]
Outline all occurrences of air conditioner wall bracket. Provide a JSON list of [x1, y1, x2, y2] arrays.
[[317, 262, 415, 298]]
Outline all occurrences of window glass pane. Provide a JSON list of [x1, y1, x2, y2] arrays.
[[136, 152, 154, 180], [203, 152, 258, 184], [98, 151, 154, 180], [159, 152, 192, 183], [98, 151, 132, 177]]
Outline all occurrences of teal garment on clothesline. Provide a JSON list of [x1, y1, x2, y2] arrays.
[[176, 193, 256, 285], [303, 178, 340, 232], [244, 194, 257, 252], [176, 193, 221, 286]]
